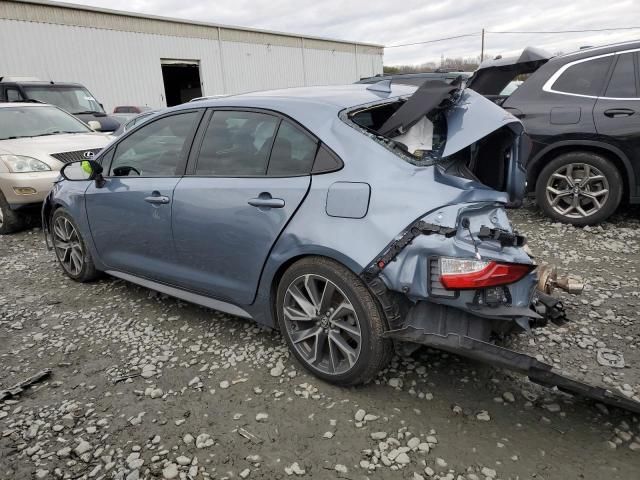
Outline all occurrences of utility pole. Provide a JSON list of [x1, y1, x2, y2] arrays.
[[480, 28, 485, 62]]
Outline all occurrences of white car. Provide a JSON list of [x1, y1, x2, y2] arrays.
[[0, 103, 112, 234]]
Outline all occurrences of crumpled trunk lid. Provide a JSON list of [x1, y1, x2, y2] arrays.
[[466, 46, 553, 96]]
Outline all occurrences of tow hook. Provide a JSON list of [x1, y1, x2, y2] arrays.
[[537, 264, 584, 295]]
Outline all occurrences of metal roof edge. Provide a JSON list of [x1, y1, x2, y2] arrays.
[[6, 0, 384, 49]]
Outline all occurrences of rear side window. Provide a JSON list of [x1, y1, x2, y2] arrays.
[[552, 56, 612, 96], [195, 111, 278, 176], [267, 121, 317, 176], [605, 53, 638, 98]]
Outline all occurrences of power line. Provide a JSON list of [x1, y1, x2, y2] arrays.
[[385, 32, 478, 48], [488, 26, 640, 34]]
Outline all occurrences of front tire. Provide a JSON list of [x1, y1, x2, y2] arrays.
[[0, 191, 26, 235], [536, 151, 622, 226], [276, 257, 392, 386], [51, 208, 99, 282]]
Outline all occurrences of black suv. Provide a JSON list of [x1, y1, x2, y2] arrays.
[[467, 42, 640, 225], [0, 77, 120, 132]]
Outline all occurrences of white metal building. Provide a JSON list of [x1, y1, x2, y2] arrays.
[[0, 0, 384, 110]]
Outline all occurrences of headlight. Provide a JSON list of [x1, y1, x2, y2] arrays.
[[0, 155, 51, 173]]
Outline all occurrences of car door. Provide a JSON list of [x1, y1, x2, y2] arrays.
[[171, 109, 316, 304], [85, 109, 203, 281], [593, 51, 640, 194]]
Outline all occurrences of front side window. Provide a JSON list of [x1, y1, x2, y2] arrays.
[[551, 56, 613, 96], [195, 111, 279, 176], [267, 121, 317, 176], [605, 53, 638, 98], [22, 86, 105, 114], [0, 106, 91, 140], [109, 111, 199, 177]]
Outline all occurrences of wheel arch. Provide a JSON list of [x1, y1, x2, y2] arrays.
[[528, 140, 634, 200], [261, 248, 365, 330]]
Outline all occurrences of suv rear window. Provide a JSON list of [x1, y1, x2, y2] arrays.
[[605, 53, 638, 98], [551, 56, 612, 96]]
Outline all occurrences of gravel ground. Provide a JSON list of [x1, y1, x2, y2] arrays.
[[1, 205, 639, 480]]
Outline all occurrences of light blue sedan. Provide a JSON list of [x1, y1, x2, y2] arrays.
[[43, 80, 613, 406]]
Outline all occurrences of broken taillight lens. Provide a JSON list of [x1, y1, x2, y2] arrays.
[[439, 257, 533, 290]]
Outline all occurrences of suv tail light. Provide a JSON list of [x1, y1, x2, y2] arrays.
[[439, 257, 533, 290]]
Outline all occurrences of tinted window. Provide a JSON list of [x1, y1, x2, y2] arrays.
[[605, 53, 637, 98], [552, 56, 612, 96], [267, 121, 317, 176], [195, 111, 278, 176], [6, 88, 23, 102], [109, 111, 199, 177]]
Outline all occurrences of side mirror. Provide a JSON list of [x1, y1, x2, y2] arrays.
[[60, 160, 103, 181], [87, 120, 102, 131]]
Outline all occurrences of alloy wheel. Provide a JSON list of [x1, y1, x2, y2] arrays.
[[545, 163, 610, 218], [283, 274, 362, 375], [53, 216, 84, 276]]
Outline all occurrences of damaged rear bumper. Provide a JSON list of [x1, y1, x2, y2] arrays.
[[384, 301, 640, 414]]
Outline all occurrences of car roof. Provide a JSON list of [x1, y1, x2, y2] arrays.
[[0, 81, 84, 87], [178, 84, 417, 111], [0, 102, 52, 108], [558, 39, 640, 61]]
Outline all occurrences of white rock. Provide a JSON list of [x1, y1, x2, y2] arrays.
[[35, 469, 48, 479], [435, 458, 447, 468], [396, 452, 411, 465], [196, 433, 214, 449], [74, 440, 92, 456], [255, 413, 269, 422], [476, 411, 491, 421], [481, 467, 497, 478], [162, 463, 179, 479], [389, 378, 403, 388], [239, 468, 251, 478], [407, 437, 420, 450], [335, 464, 348, 473], [502, 392, 515, 403], [364, 414, 379, 421], [284, 462, 306, 476], [188, 376, 200, 386], [220, 380, 230, 389], [371, 432, 388, 440], [322, 431, 334, 439], [176, 455, 191, 466], [355, 409, 366, 422], [183, 434, 194, 445]]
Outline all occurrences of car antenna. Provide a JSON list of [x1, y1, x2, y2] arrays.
[[366, 79, 392, 93]]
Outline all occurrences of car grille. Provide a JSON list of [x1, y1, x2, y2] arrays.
[[50, 148, 103, 164], [428, 258, 457, 298]]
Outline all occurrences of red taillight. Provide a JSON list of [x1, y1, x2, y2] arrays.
[[439, 257, 533, 290]]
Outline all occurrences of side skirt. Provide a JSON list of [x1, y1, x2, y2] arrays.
[[105, 270, 253, 319]]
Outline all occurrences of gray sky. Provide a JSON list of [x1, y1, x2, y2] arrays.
[[60, 0, 640, 65]]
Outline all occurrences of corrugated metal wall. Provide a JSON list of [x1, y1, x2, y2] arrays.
[[0, 2, 383, 112]]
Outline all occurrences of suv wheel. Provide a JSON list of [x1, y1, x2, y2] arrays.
[[276, 257, 392, 386], [0, 190, 26, 234], [536, 152, 622, 226], [51, 208, 99, 282]]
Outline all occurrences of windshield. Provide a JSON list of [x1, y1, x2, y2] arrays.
[[0, 106, 91, 140], [22, 85, 105, 114]]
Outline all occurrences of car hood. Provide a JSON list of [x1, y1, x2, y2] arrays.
[[0, 133, 112, 167], [466, 46, 553, 96]]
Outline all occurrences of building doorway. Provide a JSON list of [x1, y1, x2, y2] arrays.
[[161, 59, 202, 106]]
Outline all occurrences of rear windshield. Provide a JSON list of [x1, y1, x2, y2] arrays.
[[345, 99, 447, 165]]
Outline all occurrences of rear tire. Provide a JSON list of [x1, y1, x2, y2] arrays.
[[51, 208, 99, 282], [0, 190, 26, 235], [276, 257, 392, 386], [536, 151, 622, 226]]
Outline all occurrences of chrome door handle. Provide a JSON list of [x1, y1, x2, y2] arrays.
[[144, 195, 170, 204], [248, 193, 285, 209]]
